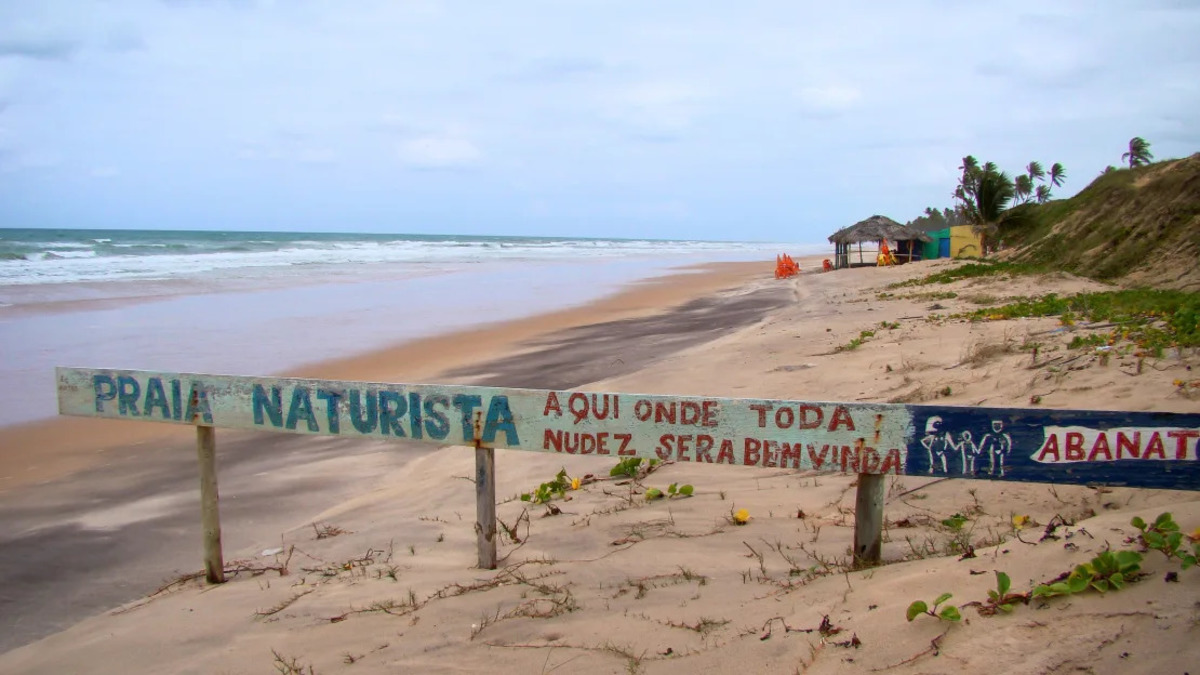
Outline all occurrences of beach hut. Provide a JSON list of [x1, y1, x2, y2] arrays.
[[920, 225, 985, 260], [828, 215, 933, 269]]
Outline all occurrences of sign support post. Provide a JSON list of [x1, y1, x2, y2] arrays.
[[853, 473, 885, 565], [475, 438, 497, 570], [196, 425, 225, 584]]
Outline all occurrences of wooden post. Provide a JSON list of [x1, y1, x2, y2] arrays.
[[475, 441, 497, 570], [196, 426, 225, 584], [853, 473, 885, 566]]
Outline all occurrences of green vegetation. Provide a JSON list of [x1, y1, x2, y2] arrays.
[[1003, 152, 1200, 283], [610, 457, 658, 480], [904, 513, 1199, 626], [906, 593, 962, 622], [836, 329, 876, 352], [905, 205, 967, 232], [1032, 550, 1142, 598], [940, 513, 969, 531], [888, 260, 1044, 288], [520, 468, 572, 505], [1132, 513, 1198, 570], [902, 137, 1198, 291], [644, 482, 694, 501], [984, 571, 1018, 614], [965, 289, 1200, 353], [1122, 136, 1154, 168]]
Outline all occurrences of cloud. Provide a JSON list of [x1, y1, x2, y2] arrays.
[[2, 1, 1199, 241], [104, 26, 146, 53], [601, 82, 710, 138], [513, 56, 607, 83], [236, 136, 336, 164], [796, 85, 862, 112], [618, 200, 690, 220], [0, 36, 81, 61], [397, 137, 482, 169]]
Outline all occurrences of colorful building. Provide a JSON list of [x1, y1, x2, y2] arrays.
[[921, 225, 984, 260]]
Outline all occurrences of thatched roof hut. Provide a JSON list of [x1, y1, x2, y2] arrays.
[[828, 215, 933, 268]]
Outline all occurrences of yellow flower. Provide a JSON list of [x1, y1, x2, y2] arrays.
[[1189, 527, 1200, 543], [1175, 379, 1186, 388], [570, 477, 582, 490], [1011, 514, 1030, 529], [733, 509, 750, 525]]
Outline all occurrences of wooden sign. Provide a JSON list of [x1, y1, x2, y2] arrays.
[[57, 368, 1200, 490]]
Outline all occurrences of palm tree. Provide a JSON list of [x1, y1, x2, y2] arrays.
[[1049, 163, 1066, 187], [1035, 185, 1051, 204], [1026, 161, 1045, 184], [1014, 174, 1033, 203], [1122, 137, 1153, 168], [955, 163, 1015, 254]]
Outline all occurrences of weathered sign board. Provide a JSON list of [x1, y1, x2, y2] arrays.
[[58, 367, 1200, 489]]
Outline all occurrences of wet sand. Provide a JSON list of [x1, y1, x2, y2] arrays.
[[0, 260, 781, 653]]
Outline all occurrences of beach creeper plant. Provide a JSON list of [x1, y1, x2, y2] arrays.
[[906, 593, 962, 623], [1132, 513, 1198, 570], [981, 571, 1024, 615], [520, 468, 572, 505], [644, 482, 694, 501], [610, 457, 659, 481], [1032, 549, 1142, 598]]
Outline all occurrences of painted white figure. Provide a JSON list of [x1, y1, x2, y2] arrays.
[[921, 417, 948, 473], [980, 420, 1013, 476], [946, 430, 980, 474]]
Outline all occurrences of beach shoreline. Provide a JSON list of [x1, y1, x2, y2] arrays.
[[0, 257, 798, 654], [0, 259, 781, 494]]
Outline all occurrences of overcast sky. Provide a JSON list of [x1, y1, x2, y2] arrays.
[[1, 0, 1197, 242]]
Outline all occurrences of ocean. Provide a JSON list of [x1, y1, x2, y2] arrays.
[[0, 228, 824, 427]]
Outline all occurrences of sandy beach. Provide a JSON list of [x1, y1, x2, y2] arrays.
[[2, 258, 1199, 674]]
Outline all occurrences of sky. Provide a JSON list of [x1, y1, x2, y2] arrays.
[[0, 0, 1198, 243]]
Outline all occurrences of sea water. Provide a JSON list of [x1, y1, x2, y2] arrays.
[[0, 228, 823, 427]]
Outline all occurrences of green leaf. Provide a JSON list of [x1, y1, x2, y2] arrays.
[[1181, 555, 1196, 570], [1154, 512, 1174, 529], [520, 493, 532, 502], [667, 483, 678, 495], [996, 571, 1011, 597], [1091, 578, 1109, 593], [1145, 531, 1165, 548], [934, 592, 953, 607], [906, 601, 928, 622], [1067, 575, 1089, 594], [1032, 585, 1052, 598], [1131, 516, 1147, 530], [645, 488, 663, 501], [987, 590, 999, 601], [938, 606, 962, 622], [678, 484, 694, 496], [999, 603, 1014, 613], [1167, 532, 1183, 551], [1115, 550, 1143, 572], [1109, 572, 1125, 590]]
